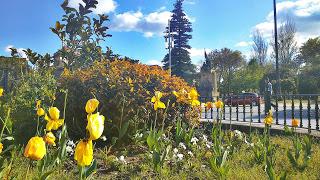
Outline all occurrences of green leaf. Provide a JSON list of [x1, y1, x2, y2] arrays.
[[84, 159, 97, 178], [40, 170, 54, 180], [119, 121, 129, 139]]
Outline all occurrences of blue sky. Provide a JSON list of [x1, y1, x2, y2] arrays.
[[1, 0, 319, 67]]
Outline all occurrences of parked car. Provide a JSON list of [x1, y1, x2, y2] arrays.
[[225, 93, 262, 106]]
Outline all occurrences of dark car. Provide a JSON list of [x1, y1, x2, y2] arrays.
[[225, 93, 262, 106]]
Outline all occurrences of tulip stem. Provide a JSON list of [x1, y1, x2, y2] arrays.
[[0, 108, 10, 142], [63, 89, 68, 120], [120, 94, 125, 129], [161, 100, 170, 133], [153, 111, 158, 130], [36, 116, 40, 136]]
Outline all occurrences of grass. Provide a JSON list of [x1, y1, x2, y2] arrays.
[[6, 134, 320, 179]]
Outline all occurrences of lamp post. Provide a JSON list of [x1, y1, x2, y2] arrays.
[[165, 19, 173, 76], [273, 0, 280, 94]]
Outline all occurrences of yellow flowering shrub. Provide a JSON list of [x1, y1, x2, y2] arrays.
[[59, 60, 194, 139]]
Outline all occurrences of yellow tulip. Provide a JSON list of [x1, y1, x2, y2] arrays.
[[74, 140, 93, 167], [292, 119, 299, 127], [44, 132, 56, 146], [36, 100, 41, 109], [215, 100, 224, 109], [264, 116, 273, 125], [37, 108, 45, 116], [24, 136, 46, 160], [86, 112, 105, 140], [45, 107, 64, 131], [188, 88, 200, 106], [85, 99, 99, 114], [0, 143, 3, 153], [151, 91, 166, 110], [0, 88, 3, 97]]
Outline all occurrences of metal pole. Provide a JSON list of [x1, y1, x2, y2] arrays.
[[168, 19, 172, 76], [273, 0, 280, 94]]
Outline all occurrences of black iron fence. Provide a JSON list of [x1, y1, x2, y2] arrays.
[[200, 94, 320, 132]]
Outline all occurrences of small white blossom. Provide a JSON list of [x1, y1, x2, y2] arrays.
[[177, 153, 184, 161], [119, 155, 127, 164], [188, 151, 194, 157], [100, 136, 107, 141], [173, 148, 179, 154], [201, 165, 206, 168], [202, 135, 208, 142], [179, 142, 186, 150], [190, 137, 199, 145], [234, 130, 243, 140]]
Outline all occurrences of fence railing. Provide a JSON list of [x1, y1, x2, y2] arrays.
[[200, 94, 320, 132]]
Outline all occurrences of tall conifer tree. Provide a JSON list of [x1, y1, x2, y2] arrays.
[[162, 0, 195, 82]]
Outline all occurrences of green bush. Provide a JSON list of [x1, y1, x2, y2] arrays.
[[8, 70, 57, 144]]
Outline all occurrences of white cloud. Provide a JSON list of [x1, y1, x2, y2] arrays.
[[235, 41, 253, 47], [252, 0, 320, 45], [188, 48, 206, 58], [68, 0, 117, 14], [110, 8, 195, 37], [113, 11, 143, 31], [4, 45, 14, 53], [146, 59, 163, 66]]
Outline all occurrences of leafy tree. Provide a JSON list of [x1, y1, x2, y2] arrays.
[[50, 0, 112, 69], [205, 48, 245, 93], [297, 37, 320, 94], [162, 0, 195, 82], [299, 37, 320, 66]]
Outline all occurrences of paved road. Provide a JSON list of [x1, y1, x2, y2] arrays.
[[201, 103, 319, 130]]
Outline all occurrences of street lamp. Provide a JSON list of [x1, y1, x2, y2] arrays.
[[164, 19, 173, 76], [273, 0, 280, 94]]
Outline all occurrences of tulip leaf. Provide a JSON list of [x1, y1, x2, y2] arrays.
[[119, 121, 129, 140], [40, 170, 54, 180], [84, 159, 97, 178]]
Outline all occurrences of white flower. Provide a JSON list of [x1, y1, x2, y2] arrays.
[[173, 148, 179, 154], [202, 135, 208, 142], [66, 140, 75, 147], [179, 142, 186, 150], [206, 142, 212, 149], [187, 151, 193, 157], [177, 153, 184, 161], [201, 165, 206, 168], [100, 135, 107, 141], [66, 146, 74, 155], [119, 155, 127, 164], [234, 130, 243, 140], [190, 137, 199, 145]]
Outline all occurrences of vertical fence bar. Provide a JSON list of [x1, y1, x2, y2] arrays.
[[216, 97, 219, 122], [291, 95, 295, 121], [250, 97, 253, 123], [308, 97, 311, 133], [258, 97, 261, 123], [316, 96, 319, 130], [229, 96, 232, 122], [299, 97, 303, 128], [236, 97, 239, 121], [223, 95, 226, 120], [204, 97, 207, 119], [210, 97, 213, 119], [275, 95, 279, 125], [283, 95, 287, 126], [243, 96, 246, 122]]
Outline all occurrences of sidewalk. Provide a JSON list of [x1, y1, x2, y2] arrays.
[[200, 119, 320, 137]]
